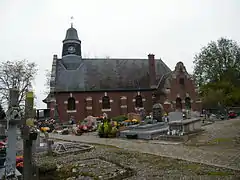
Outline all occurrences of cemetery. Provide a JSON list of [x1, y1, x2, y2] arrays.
[[0, 88, 238, 180], [0, 89, 239, 179]]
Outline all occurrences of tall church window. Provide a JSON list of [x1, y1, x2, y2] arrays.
[[135, 95, 143, 108], [102, 96, 110, 109], [67, 97, 76, 110]]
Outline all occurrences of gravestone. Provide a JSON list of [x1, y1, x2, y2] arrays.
[[168, 111, 183, 122], [152, 103, 163, 122]]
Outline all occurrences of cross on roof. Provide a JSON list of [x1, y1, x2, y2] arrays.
[[71, 16, 74, 28]]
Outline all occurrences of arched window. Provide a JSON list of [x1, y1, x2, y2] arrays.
[[176, 97, 182, 109], [185, 97, 191, 109], [135, 95, 143, 108], [67, 97, 76, 110], [102, 96, 110, 109]]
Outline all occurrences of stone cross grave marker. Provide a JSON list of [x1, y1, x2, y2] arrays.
[[168, 111, 183, 122]]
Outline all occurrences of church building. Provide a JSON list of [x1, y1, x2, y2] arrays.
[[43, 25, 201, 122]]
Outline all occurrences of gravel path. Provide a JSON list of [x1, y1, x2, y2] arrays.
[[45, 119, 240, 171]]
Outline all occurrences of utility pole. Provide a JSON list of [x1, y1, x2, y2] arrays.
[[22, 91, 36, 180], [5, 88, 21, 179]]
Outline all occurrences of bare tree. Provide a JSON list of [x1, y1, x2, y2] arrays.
[[44, 69, 51, 95], [0, 60, 38, 107]]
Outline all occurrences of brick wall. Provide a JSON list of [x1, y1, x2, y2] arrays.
[[54, 91, 153, 122]]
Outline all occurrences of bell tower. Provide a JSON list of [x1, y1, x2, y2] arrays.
[[62, 19, 81, 57]]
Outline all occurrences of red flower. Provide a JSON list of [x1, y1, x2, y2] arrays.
[[17, 162, 23, 167]]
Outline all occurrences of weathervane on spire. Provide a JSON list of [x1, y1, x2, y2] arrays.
[[71, 16, 74, 28]]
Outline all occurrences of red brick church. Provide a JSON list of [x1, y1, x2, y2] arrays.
[[43, 25, 201, 122]]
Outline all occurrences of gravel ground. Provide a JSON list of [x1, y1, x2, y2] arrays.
[[185, 119, 240, 154], [37, 144, 240, 180]]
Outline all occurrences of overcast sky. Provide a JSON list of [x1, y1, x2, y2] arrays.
[[0, 0, 239, 109]]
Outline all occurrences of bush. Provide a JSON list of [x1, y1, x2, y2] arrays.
[[98, 120, 118, 138], [103, 122, 112, 136], [110, 127, 118, 137]]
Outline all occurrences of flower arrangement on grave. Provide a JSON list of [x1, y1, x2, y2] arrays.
[[97, 118, 118, 138], [16, 155, 23, 163], [0, 142, 6, 167]]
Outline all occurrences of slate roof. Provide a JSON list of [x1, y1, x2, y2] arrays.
[[54, 57, 171, 92]]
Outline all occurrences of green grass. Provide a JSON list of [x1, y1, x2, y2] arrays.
[[207, 171, 234, 176], [207, 138, 233, 145], [184, 164, 201, 171]]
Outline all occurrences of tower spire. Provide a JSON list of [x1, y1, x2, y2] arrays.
[[70, 16, 74, 28]]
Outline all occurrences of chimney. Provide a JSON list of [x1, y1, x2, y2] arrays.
[[148, 54, 157, 88]]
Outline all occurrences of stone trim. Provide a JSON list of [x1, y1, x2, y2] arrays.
[[196, 100, 202, 103], [150, 85, 157, 88], [86, 106, 92, 110], [164, 101, 171, 105], [142, 98, 146, 102], [67, 110, 77, 113], [64, 100, 79, 104], [99, 99, 113, 103], [135, 107, 144, 111], [120, 105, 127, 108], [50, 87, 55, 92], [102, 109, 111, 112], [132, 99, 136, 102], [86, 97, 92, 101], [120, 96, 127, 100], [51, 98, 56, 102]]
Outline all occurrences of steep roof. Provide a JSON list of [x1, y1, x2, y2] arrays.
[[54, 57, 171, 92], [63, 27, 80, 43]]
